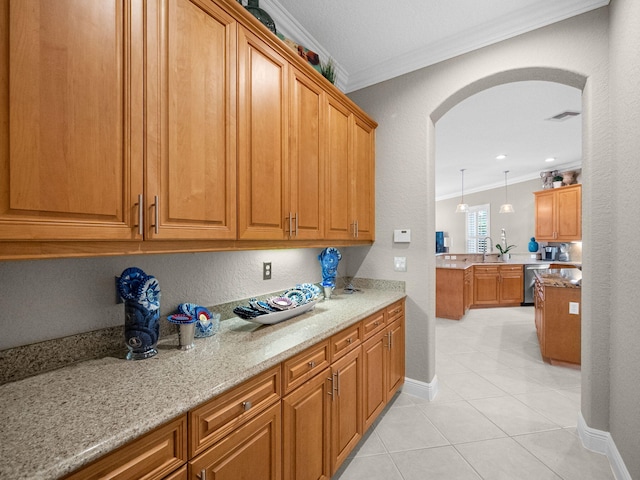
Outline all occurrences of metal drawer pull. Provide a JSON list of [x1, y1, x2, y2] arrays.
[[308, 361, 316, 368], [242, 401, 252, 411], [374, 321, 379, 326], [288, 212, 292, 238], [335, 370, 340, 397], [347, 337, 352, 344], [295, 212, 298, 237], [328, 376, 334, 398], [197, 469, 206, 480]]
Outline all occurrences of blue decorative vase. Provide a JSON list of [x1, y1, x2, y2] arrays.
[[528, 237, 539, 253], [318, 247, 342, 288], [118, 267, 161, 360], [124, 300, 160, 360]]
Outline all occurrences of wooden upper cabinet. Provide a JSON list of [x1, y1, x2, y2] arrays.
[[145, 0, 237, 240], [325, 95, 375, 241], [288, 68, 325, 240], [325, 95, 353, 240], [237, 26, 288, 240], [534, 184, 581, 241], [352, 116, 375, 241], [0, 0, 144, 241]]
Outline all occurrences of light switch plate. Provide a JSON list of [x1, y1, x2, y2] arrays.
[[569, 302, 580, 315], [394, 256, 407, 272]]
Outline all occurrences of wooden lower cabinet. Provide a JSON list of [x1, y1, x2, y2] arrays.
[[436, 268, 467, 320], [282, 367, 332, 480], [63, 416, 187, 480], [534, 279, 581, 365], [386, 316, 405, 399], [189, 403, 281, 480], [330, 347, 363, 474], [473, 265, 523, 306]]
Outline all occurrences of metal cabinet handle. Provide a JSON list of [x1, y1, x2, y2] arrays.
[[197, 469, 206, 480], [136, 194, 143, 235], [355, 220, 359, 238], [242, 401, 252, 411], [347, 337, 352, 344], [308, 361, 316, 368], [287, 212, 292, 238], [335, 370, 340, 397], [327, 376, 334, 398], [295, 212, 298, 237], [152, 195, 159, 234], [374, 321, 379, 326]]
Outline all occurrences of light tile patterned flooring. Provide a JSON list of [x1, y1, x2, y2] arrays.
[[333, 306, 615, 480]]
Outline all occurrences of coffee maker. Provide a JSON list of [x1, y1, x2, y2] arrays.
[[544, 246, 558, 261]]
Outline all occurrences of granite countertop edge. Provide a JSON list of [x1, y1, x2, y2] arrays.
[[0, 288, 405, 480]]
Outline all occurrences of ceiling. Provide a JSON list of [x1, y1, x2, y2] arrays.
[[257, 0, 606, 196]]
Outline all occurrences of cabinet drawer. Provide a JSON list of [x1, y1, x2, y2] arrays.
[[189, 366, 280, 458], [164, 465, 187, 480], [362, 310, 385, 340], [282, 340, 330, 395], [330, 323, 362, 361], [386, 300, 404, 323], [63, 416, 187, 480], [500, 265, 523, 273], [474, 266, 499, 274]]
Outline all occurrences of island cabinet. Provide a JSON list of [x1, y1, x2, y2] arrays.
[[473, 265, 523, 306], [325, 94, 376, 242], [534, 184, 582, 241], [534, 278, 581, 365], [436, 268, 468, 320]]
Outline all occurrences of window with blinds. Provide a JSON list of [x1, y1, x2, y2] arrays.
[[466, 204, 491, 253]]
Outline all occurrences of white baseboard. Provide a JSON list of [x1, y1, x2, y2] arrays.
[[578, 412, 632, 480], [401, 375, 439, 401]]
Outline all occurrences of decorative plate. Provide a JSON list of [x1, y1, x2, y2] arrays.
[[244, 300, 318, 325]]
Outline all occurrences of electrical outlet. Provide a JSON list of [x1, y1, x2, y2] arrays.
[[263, 262, 272, 280], [394, 257, 407, 272], [569, 302, 580, 315]]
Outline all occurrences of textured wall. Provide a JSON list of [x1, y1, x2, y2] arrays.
[[436, 177, 541, 254], [608, 0, 640, 477], [349, 6, 612, 428], [0, 248, 327, 350]]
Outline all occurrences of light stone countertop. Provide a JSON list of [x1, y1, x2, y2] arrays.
[[0, 288, 405, 480]]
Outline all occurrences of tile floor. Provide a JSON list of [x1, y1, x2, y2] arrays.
[[333, 306, 615, 480]]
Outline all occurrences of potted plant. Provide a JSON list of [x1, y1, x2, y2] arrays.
[[553, 175, 563, 188], [496, 243, 516, 261]]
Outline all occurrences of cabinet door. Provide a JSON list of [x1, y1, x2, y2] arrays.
[[189, 403, 281, 480], [534, 190, 556, 241], [556, 185, 581, 240], [362, 329, 387, 431], [386, 317, 405, 400], [282, 367, 331, 480], [289, 68, 324, 240], [352, 116, 375, 241], [473, 267, 500, 305], [499, 266, 524, 305], [0, 0, 143, 241], [237, 26, 288, 240], [331, 347, 362, 474], [146, 0, 237, 240], [325, 95, 353, 240]]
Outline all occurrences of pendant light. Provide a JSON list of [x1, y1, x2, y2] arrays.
[[455, 169, 469, 213], [499, 170, 515, 213]]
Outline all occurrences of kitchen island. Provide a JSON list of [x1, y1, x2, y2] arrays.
[[0, 284, 405, 479], [534, 268, 582, 366]]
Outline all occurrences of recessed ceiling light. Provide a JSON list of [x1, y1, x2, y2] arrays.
[[545, 157, 556, 162], [496, 154, 507, 160]]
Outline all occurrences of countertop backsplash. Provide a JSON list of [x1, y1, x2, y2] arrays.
[[0, 277, 404, 385]]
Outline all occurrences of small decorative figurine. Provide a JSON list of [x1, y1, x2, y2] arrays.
[[528, 237, 539, 253]]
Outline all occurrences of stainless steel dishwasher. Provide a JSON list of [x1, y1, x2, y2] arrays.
[[523, 264, 550, 305]]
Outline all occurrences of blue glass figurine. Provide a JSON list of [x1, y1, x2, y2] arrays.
[[528, 237, 539, 253], [318, 247, 342, 288]]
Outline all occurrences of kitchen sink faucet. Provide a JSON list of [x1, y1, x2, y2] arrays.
[[482, 236, 493, 262]]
